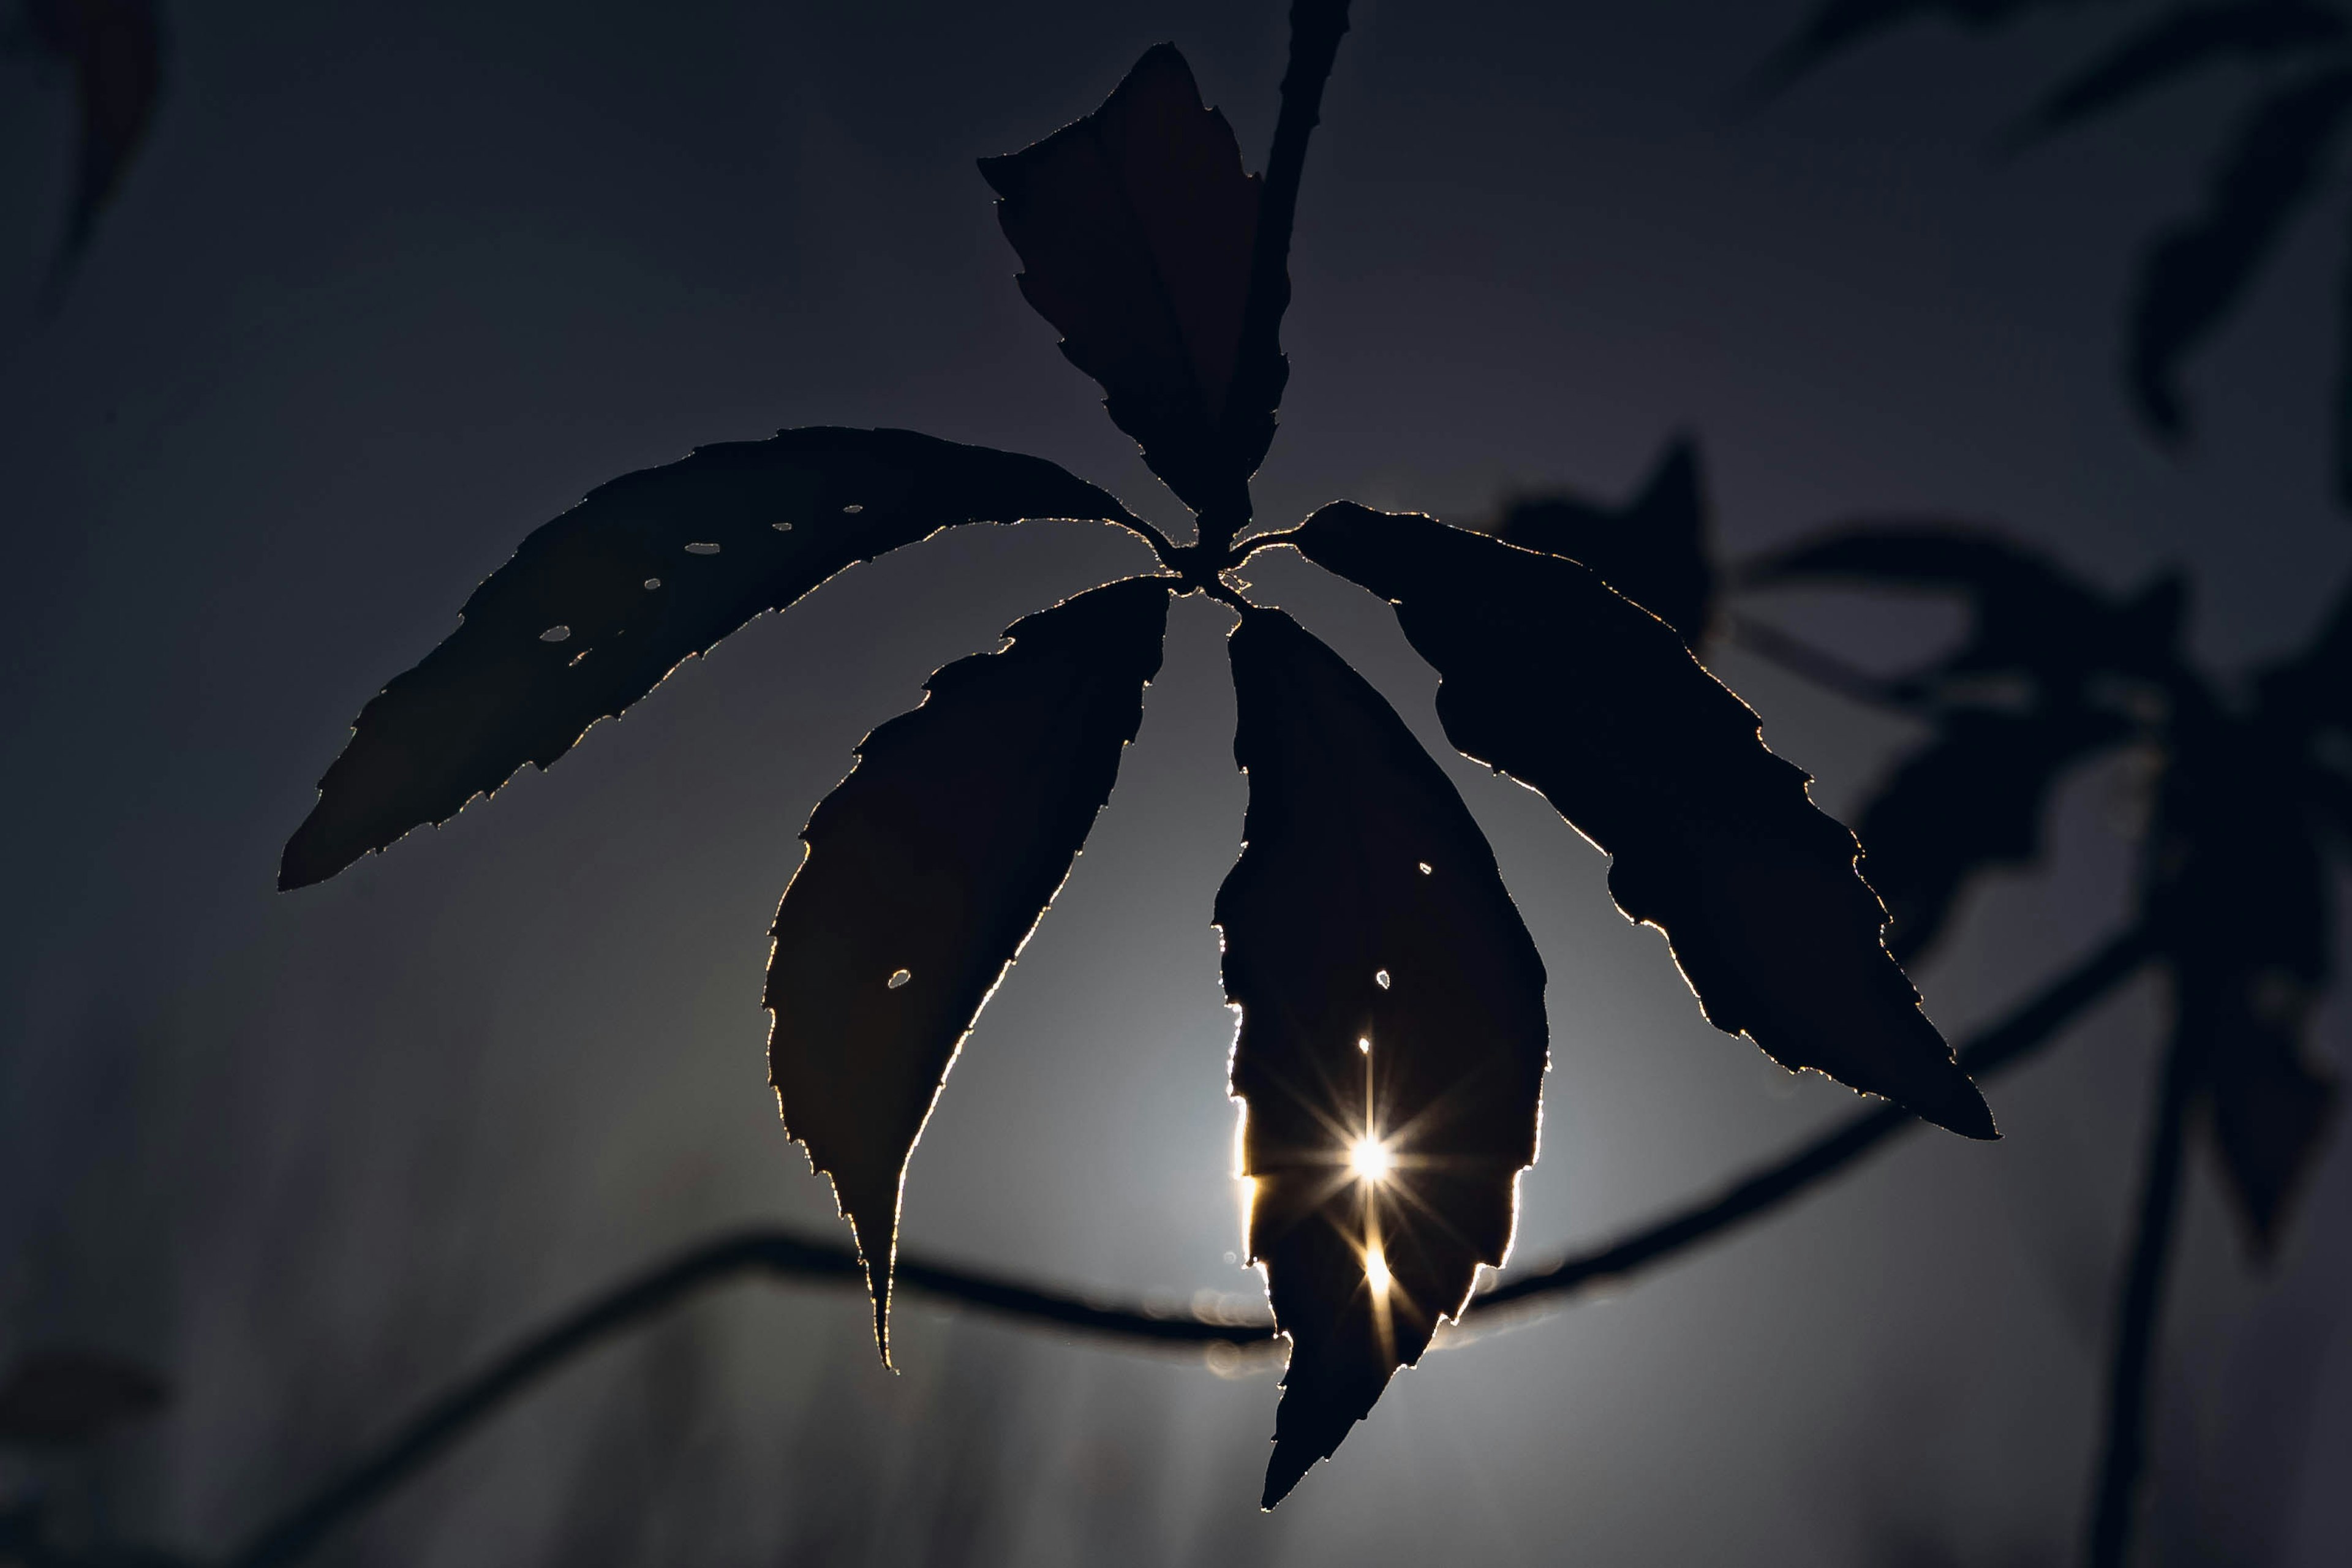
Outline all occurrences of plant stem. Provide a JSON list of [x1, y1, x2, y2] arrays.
[[1479, 922, 2155, 1312], [219, 924, 2150, 1568], [1213, 0, 1352, 553], [2086, 1014, 2198, 1568]]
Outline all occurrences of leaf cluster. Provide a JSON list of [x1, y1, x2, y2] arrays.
[[280, 6, 1995, 1504], [1771, 0, 2352, 506]]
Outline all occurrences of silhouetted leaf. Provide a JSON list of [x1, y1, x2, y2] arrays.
[[2130, 65, 2352, 438], [766, 578, 1171, 1360], [1217, 608, 1547, 1506], [281, 428, 1139, 890], [1861, 707, 2132, 962], [2009, 1, 2351, 148], [980, 46, 1273, 523], [1294, 505, 1993, 1137], [24, 0, 162, 278], [2157, 723, 2339, 1253], [0, 1349, 168, 1446], [1493, 436, 1715, 647], [1762, 0, 2101, 91]]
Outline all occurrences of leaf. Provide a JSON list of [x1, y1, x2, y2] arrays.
[[2156, 734, 2339, 1253], [2128, 65, 2352, 439], [766, 577, 1171, 1361], [280, 428, 1139, 890], [1493, 436, 1715, 647], [0, 1348, 169, 1446], [2008, 1, 2351, 148], [1292, 505, 1994, 1137], [1217, 608, 1547, 1506], [1758, 0, 2102, 93], [1859, 706, 2132, 962], [26, 0, 164, 279], [1743, 524, 2186, 689], [980, 46, 1273, 524]]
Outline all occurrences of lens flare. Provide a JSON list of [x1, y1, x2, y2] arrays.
[[1347, 1136, 1395, 1183]]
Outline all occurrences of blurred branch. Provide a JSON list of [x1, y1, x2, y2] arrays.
[[1478, 921, 2157, 1313], [2086, 1014, 2197, 1568], [1722, 611, 1907, 710], [221, 922, 2152, 1568]]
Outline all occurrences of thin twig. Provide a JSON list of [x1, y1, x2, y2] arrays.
[[1722, 612, 1909, 711], [221, 924, 2152, 1568], [2086, 1012, 2196, 1568]]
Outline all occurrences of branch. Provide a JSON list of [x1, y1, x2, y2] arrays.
[[1721, 612, 1909, 712], [221, 923, 2152, 1568], [1476, 921, 2155, 1313], [2086, 1009, 2197, 1568]]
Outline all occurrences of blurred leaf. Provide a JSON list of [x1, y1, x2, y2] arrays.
[[23, 0, 162, 279], [1860, 706, 2132, 961], [981, 45, 1275, 522], [0, 1348, 168, 1446], [1761, 0, 2109, 91], [2008, 1, 2351, 148], [2156, 723, 2339, 1253], [1218, 608, 1547, 1506], [1294, 505, 1994, 1137], [280, 428, 1138, 890], [2128, 64, 2352, 438], [1493, 436, 1715, 646], [767, 578, 1170, 1360], [1744, 524, 2185, 688], [1752, 526, 2182, 962]]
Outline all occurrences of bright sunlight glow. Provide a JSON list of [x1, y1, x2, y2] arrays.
[[1347, 1136, 1395, 1183], [1364, 1243, 1392, 1293]]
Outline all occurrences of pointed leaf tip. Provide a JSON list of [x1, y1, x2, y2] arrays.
[[767, 578, 1172, 1358], [1219, 608, 1548, 1501], [281, 428, 1136, 890], [981, 45, 1276, 520], [1295, 503, 1992, 1139]]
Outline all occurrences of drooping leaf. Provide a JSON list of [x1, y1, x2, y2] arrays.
[[1493, 436, 1716, 647], [2128, 65, 2352, 438], [2008, 1, 2351, 148], [26, 0, 163, 278], [980, 45, 1273, 524], [766, 578, 1171, 1361], [1859, 706, 2132, 962], [0, 1349, 168, 1446], [281, 428, 1140, 890], [1293, 505, 1993, 1137], [1217, 608, 1547, 1506], [2155, 726, 2339, 1253]]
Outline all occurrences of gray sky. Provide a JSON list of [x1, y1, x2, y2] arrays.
[[1, 2, 2345, 1564]]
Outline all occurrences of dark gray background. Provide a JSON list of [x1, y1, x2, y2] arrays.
[[1, 2, 2345, 1563]]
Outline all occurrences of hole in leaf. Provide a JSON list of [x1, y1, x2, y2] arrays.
[[1357, 1036, 1371, 1055], [568, 651, 588, 667], [643, 578, 661, 590], [773, 521, 793, 532], [538, 626, 570, 643], [685, 542, 721, 555], [886, 968, 911, 989], [1374, 969, 1390, 989], [843, 503, 864, 513], [1417, 861, 1431, 875]]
